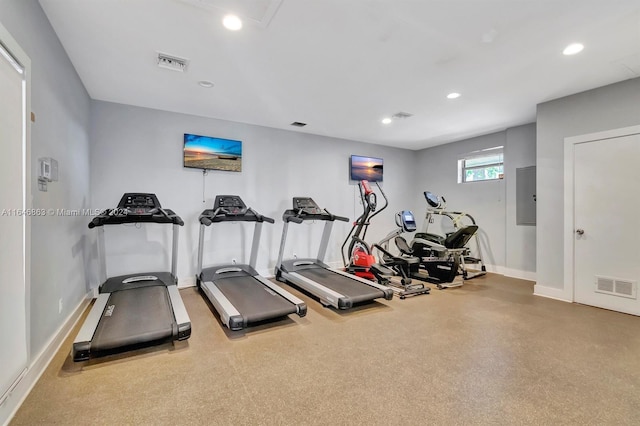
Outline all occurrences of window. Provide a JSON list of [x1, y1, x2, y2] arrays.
[[458, 147, 504, 183]]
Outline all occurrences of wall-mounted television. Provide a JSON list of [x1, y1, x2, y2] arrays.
[[183, 133, 242, 172], [350, 155, 383, 182]]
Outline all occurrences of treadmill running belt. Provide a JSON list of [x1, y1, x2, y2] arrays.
[[214, 276, 297, 323], [91, 285, 175, 353], [296, 267, 385, 300]]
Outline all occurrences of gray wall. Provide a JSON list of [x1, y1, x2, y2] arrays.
[[504, 124, 536, 277], [536, 77, 640, 293], [0, 0, 92, 356], [414, 123, 536, 278], [89, 101, 418, 283]]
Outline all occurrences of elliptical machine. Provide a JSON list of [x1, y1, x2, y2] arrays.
[[341, 180, 387, 280]]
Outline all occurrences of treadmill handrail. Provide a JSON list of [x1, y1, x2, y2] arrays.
[[283, 209, 349, 223], [88, 207, 183, 228], [199, 206, 275, 225]]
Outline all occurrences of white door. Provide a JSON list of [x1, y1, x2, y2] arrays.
[[574, 133, 640, 315], [0, 40, 28, 402]]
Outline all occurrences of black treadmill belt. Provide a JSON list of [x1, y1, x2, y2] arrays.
[[296, 267, 385, 300], [92, 285, 175, 353], [214, 276, 297, 323]]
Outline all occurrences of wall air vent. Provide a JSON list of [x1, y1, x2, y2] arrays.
[[290, 122, 307, 127], [157, 53, 189, 72], [595, 276, 637, 299]]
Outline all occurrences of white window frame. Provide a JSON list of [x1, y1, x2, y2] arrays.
[[458, 146, 504, 183]]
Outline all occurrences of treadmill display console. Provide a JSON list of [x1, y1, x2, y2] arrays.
[[117, 193, 160, 216], [214, 195, 247, 216], [293, 197, 324, 215]]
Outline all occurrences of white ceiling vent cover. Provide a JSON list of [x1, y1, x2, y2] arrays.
[[157, 53, 189, 72], [595, 276, 637, 299]]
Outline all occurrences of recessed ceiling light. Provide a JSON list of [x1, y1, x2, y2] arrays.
[[563, 43, 584, 55], [198, 80, 214, 88], [223, 14, 243, 31], [447, 92, 461, 99], [381, 117, 392, 125]]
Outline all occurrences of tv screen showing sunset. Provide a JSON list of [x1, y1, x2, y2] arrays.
[[350, 155, 383, 182], [183, 134, 242, 172]]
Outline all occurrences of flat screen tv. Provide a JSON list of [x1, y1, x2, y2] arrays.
[[183, 133, 242, 172], [350, 155, 383, 182]]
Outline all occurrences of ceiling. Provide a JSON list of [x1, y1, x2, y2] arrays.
[[39, 0, 640, 150]]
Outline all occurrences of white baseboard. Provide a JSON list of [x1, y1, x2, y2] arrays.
[[178, 275, 196, 289], [501, 267, 537, 282], [259, 269, 276, 279], [0, 293, 91, 426], [534, 284, 572, 302]]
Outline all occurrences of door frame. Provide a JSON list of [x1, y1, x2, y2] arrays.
[[563, 124, 640, 303], [0, 21, 31, 400]]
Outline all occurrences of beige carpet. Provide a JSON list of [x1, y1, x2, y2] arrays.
[[11, 274, 640, 425]]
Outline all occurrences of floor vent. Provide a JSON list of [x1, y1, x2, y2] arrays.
[[595, 276, 637, 299]]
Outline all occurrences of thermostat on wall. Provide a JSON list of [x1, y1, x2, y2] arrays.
[[38, 157, 58, 191], [38, 157, 58, 182]]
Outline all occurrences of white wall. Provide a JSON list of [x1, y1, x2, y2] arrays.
[[0, 0, 91, 358], [0, 0, 91, 422], [535, 77, 640, 298], [89, 101, 418, 284], [414, 124, 537, 278]]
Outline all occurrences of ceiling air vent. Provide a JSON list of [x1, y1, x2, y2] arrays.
[[290, 122, 307, 127], [157, 53, 189, 72], [392, 111, 414, 119]]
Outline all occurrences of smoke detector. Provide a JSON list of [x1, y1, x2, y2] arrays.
[[157, 52, 189, 72]]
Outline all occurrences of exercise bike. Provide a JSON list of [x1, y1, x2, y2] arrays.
[[372, 210, 430, 298]]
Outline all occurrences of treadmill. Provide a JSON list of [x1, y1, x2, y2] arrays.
[[197, 195, 306, 330], [275, 197, 394, 309], [72, 193, 191, 362]]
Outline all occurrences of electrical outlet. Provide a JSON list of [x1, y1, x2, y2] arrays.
[[58, 298, 63, 314], [293, 253, 297, 259]]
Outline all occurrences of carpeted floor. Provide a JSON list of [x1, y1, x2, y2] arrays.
[[11, 274, 640, 425]]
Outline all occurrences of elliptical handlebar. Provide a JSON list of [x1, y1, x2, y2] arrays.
[[367, 181, 388, 222]]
